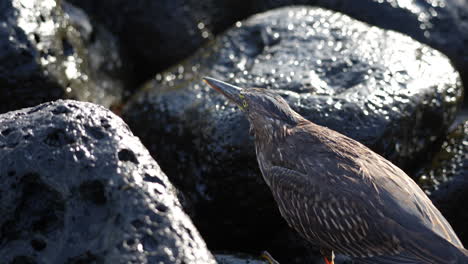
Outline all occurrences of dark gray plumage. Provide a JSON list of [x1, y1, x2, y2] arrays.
[[203, 77, 468, 264]]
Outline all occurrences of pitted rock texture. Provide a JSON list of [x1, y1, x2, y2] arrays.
[[416, 121, 468, 245], [67, 0, 251, 83], [122, 7, 462, 260], [0, 0, 126, 114], [0, 100, 215, 264]]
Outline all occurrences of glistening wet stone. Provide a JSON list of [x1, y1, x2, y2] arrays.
[[123, 6, 462, 261], [67, 0, 252, 83], [67, 0, 468, 90], [252, 1, 468, 91], [0, 0, 126, 114], [416, 121, 468, 245], [0, 100, 215, 264]]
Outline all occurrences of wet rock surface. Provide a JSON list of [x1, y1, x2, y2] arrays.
[[416, 121, 468, 245], [0, 0, 126, 114], [252, 0, 468, 90], [67, 0, 468, 89], [0, 100, 215, 264], [67, 0, 251, 83], [122, 6, 462, 261], [62, 2, 132, 105]]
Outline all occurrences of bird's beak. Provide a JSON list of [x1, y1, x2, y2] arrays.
[[203, 77, 246, 109]]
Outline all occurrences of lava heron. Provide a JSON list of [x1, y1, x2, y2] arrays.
[[203, 77, 468, 264]]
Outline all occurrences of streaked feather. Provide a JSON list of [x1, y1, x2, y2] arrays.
[[255, 121, 466, 263]]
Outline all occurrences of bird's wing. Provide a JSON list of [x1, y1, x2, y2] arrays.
[[356, 153, 468, 263], [358, 150, 463, 247], [289, 122, 463, 247], [265, 165, 403, 258], [272, 124, 465, 262], [266, 164, 467, 263]]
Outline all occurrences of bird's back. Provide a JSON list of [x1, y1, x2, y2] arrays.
[[255, 121, 467, 263]]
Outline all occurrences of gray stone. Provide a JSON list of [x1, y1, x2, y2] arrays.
[[122, 6, 462, 262], [0, 0, 127, 114], [0, 100, 215, 264]]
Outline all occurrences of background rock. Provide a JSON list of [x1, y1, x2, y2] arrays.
[[0, 0, 127, 114], [215, 253, 269, 264], [67, 0, 468, 91], [122, 7, 462, 262], [62, 2, 133, 105], [66, 0, 252, 83], [0, 100, 215, 264], [415, 121, 468, 245], [252, 0, 468, 93]]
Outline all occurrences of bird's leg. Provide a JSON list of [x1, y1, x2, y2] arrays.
[[261, 251, 280, 264], [323, 256, 333, 264], [320, 248, 335, 264]]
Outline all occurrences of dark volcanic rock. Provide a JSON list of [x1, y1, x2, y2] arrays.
[[68, 0, 468, 90], [62, 2, 132, 104], [416, 121, 468, 245], [0, 0, 126, 114], [66, 0, 252, 83], [0, 100, 215, 264], [215, 254, 269, 264], [253, 0, 468, 94], [122, 7, 462, 261]]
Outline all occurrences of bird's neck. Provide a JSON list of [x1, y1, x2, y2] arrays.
[[252, 117, 303, 188], [251, 117, 294, 144], [247, 106, 305, 139]]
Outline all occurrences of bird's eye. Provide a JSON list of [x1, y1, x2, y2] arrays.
[[238, 93, 248, 109]]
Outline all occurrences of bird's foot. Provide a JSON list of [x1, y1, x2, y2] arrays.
[[323, 256, 334, 264], [261, 251, 280, 264], [320, 248, 335, 264]]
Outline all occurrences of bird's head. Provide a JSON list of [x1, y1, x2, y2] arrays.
[[203, 77, 303, 130]]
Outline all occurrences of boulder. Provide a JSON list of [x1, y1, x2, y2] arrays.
[[67, 0, 468, 90], [253, 0, 468, 89], [215, 254, 268, 264], [0, 100, 215, 264], [66, 0, 251, 83], [0, 0, 127, 114], [416, 120, 468, 245]]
